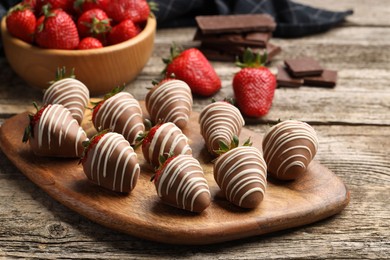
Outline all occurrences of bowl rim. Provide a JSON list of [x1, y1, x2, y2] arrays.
[[1, 14, 156, 55]]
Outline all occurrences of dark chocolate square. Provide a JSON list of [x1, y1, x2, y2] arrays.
[[284, 57, 323, 77], [304, 70, 338, 87], [277, 65, 303, 88]]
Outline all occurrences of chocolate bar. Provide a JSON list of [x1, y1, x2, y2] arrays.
[[194, 29, 271, 47], [195, 14, 276, 35], [304, 70, 338, 87], [277, 65, 303, 88], [284, 57, 323, 77]]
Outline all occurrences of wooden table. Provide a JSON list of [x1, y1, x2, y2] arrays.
[[0, 0, 389, 258]]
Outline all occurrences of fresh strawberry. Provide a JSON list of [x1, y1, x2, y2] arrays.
[[213, 136, 267, 208], [232, 48, 276, 117], [6, 3, 37, 44], [153, 154, 211, 213], [107, 19, 138, 45], [104, 0, 150, 24], [73, 0, 109, 14], [81, 130, 140, 193], [35, 0, 74, 15], [22, 0, 37, 9], [78, 36, 103, 49], [163, 45, 221, 97], [22, 103, 88, 157], [135, 122, 192, 169], [76, 8, 111, 43], [35, 6, 80, 49]]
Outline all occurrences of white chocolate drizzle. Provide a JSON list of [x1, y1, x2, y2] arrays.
[[146, 79, 193, 129], [214, 146, 267, 207], [199, 101, 245, 155], [43, 78, 89, 124]]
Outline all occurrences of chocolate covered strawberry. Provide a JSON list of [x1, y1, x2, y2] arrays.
[[153, 154, 211, 213], [146, 77, 193, 129], [81, 130, 140, 193], [92, 86, 144, 146], [199, 99, 245, 157], [214, 137, 267, 208], [22, 103, 88, 157], [262, 120, 318, 180], [233, 48, 276, 117], [163, 45, 221, 97], [136, 122, 192, 169], [43, 67, 90, 125], [35, 6, 79, 49], [6, 3, 36, 43]]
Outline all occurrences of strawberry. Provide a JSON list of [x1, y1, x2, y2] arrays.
[[78, 37, 104, 49], [43, 67, 90, 124], [6, 3, 37, 44], [232, 48, 276, 117], [213, 136, 267, 208], [107, 19, 139, 45], [145, 77, 193, 129], [104, 0, 150, 24], [35, 0, 74, 15], [73, 0, 109, 14], [81, 130, 140, 193], [91, 86, 144, 146], [135, 122, 192, 169], [163, 45, 221, 97], [76, 8, 111, 43], [199, 99, 245, 157], [35, 6, 80, 50], [22, 103, 88, 157], [153, 154, 211, 213]]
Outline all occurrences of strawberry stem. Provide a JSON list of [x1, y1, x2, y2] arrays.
[[235, 48, 268, 69]]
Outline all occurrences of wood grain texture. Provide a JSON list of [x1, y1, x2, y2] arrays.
[[0, 0, 389, 258]]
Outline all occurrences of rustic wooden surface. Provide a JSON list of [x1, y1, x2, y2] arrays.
[[0, 0, 389, 258]]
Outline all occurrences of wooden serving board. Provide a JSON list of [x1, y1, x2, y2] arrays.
[[0, 105, 350, 245]]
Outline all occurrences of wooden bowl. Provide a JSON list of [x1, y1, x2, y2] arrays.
[[1, 16, 156, 96]]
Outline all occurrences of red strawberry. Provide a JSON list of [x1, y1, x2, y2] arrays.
[[6, 3, 37, 43], [22, 103, 88, 157], [163, 45, 221, 97], [104, 0, 150, 24], [78, 37, 103, 49], [232, 48, 276, 117], [35, 6, 80, 50], [73, 0, 109, 14], [108, 19, 138, 45], [35, 0, 74, 15], [135, 122, 192, 169], [81, 130, 140, 193], [213, 137, 267, 208], [153, 154, 211, 213], [76, 8, 111, 43]]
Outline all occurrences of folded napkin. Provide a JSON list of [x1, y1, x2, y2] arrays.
[[153, 0, 353, 38]]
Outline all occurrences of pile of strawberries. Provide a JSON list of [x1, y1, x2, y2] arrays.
[[5, 0, 151, 50]]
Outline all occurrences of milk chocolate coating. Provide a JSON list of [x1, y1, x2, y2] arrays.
[[82, 132, 140, 193], [93, 92, 144, 145], [214, 146, 267, 208], [262, 120, 319, 180], [142, 122, 192, 169], [146, 79, 193, 129], [29, 104, 87, 157], [199, 101, 245, 156], [155, 154, 211, 213], [43, 78, 90, 125]]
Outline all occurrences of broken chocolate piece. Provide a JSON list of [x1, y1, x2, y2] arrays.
[[284, 57, 323, 77], [304, 70, 338, 87], [194, 29, 271, 47], [277, 65, 303, 88], [195, 14, 276, 35]]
